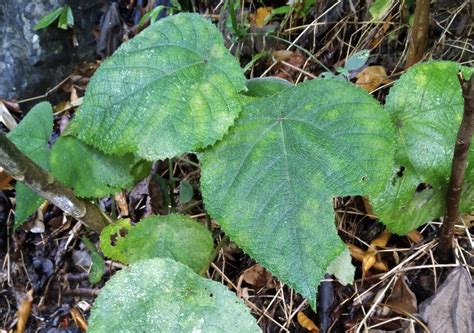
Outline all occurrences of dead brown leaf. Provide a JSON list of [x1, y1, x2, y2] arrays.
[[361, 196, 376, 216], [70, 308, 88, 331], [348, 243, 388, 272], [271, 50, 294, 62], [0, 98, 20, 113], [407, 230, 423, 243], [362, 251, 377, 274], [297, 311, 319, 332], [0, 100, 17, 130], [356, 66, 391, 92], [369, 13, 393, 48], [362, 230, 391, 273], [386, 274, 417, 314], [273, 51, 306, 81], [462, 212, 474, 227], [285, 51, 305, 68], [114, 192, 129, 217], [419, 267, 473, 332], [253, 7, 272, 28], [53, 100, 69, 114], [53, 97, 83, 115], [0, 168, 13, 190], [16, 289, 33, 333], [348, 243, 365, 259], [240, 264, 276, 289], [70, 86, 79, 103], [371, 230, 391, 248]]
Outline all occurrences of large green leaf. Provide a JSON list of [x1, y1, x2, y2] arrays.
[[100, 214, 214, 273], [200, 79, 394, 307], [7, 102, 53, 227], [372, 61, 474, 234], [69, 13, 246, 160], [88, 258, 260, 332], [50, 136, 137, 197]]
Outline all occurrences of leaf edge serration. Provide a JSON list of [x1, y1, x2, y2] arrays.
[[70, 12, 247, 161]]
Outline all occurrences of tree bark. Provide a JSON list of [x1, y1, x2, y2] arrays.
[[437, 74, 474, 262], [0, 132, 108, 232], [405, 0, 430, 68]]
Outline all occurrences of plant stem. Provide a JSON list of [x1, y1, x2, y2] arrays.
[[200, 235, 229, 276], [206, 213, 213, 232], [168, 158, 176, 213], [0, 133, 109, 232], [405, 0, 430, 68], [437, 74, 474, 262]]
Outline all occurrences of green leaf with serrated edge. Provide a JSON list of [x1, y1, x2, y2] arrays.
[[371, 61, 474, 235], [99, 219, 132, 263], [50, 136, 136, 198], [7, 102, 52, 170], [179, 180, 194, 204], [33, 7, 63, 30], [88, 258, 261, 333], [82, 238, 105, 285], [100, 214, 213, 273], [244, 77, 293, 98], [69, 13, 246, 161], [200, 79, 394, 308], [7, 102, 53, 227]]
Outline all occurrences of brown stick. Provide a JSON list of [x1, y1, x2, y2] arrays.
[[437, 74, 474, 262], [0, 133, 109, 232], [405, 0, 430, 68]]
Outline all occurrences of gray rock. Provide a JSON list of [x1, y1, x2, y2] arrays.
[[0, 0, 106, 100]]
